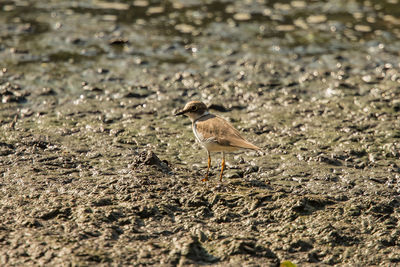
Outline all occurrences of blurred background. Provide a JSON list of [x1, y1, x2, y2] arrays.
[[2, 0, 400, 99]]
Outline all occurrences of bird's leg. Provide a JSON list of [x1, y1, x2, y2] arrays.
[[202, 151, 211, 182], [219, 152, 225, 182]]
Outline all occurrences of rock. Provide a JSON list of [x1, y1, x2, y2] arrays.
[[22, 219, 43, 228], [91, 198, 113, 207], [288, 239, 314, 252], [38, 207, 71, 220], [136, 205, 159, 219], [132, 150, 171, 173], [169, 236, 217, 265]]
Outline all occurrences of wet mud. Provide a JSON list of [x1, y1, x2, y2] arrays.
[[1, 0, 400, 266]]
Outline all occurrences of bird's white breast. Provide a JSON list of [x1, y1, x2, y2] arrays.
[[192, 121, 204, 144]]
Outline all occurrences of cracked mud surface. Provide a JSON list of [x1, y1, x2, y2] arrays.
[[1, 0, 400, 266]]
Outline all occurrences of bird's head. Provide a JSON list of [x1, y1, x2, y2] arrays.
[[175, 101, 209, 121]]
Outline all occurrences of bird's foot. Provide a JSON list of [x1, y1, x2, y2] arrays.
[[201, 177, 209, 182]]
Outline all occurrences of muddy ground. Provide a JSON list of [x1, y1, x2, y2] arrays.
[[1, 0, 400, 266]]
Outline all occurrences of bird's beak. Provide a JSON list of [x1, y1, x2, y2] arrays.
[[175, 109, 186, 116]]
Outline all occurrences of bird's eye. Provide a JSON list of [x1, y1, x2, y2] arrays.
[[191, 106, 197, 111]]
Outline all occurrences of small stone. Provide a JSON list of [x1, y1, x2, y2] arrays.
[[133, 0, 148, 7], [233, 13, 251, 21], [276, 25, 295, 31], [147, 6, 164, 15], [39, 87, 56, 96], [175, 24, 196, 34], [307, 15, 327, 24], [97, 68, 109, 74], [355, 25, 371, 32]]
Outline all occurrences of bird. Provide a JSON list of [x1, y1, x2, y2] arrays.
[[175, 101, 260, 182]]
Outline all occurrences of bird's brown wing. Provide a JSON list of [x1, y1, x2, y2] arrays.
[[195, 115, 260, 150]]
